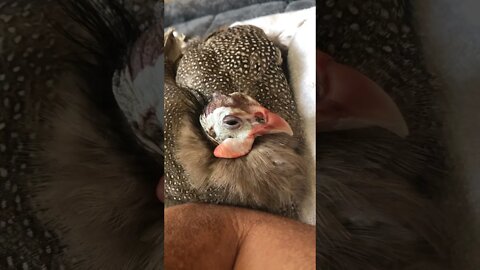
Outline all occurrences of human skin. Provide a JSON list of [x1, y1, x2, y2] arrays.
[[164, 203, 315, 270]]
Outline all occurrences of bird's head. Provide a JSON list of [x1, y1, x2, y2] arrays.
[[199, 92, 293, 159]]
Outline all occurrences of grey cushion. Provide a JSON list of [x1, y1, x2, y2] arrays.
[[166, 0, 316, 37], [166, 0, 277, 25]]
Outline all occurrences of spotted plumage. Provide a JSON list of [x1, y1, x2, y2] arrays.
[[164, 25, 313, 220]]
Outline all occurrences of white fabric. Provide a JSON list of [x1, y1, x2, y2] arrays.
[[232, 7, 316, 224]]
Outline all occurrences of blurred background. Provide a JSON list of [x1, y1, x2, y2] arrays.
[[414, 0, 480, 268], [164, 0, 315, 36]]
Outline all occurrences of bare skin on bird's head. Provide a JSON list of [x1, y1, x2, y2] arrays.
[[200, 92, 294, 159]]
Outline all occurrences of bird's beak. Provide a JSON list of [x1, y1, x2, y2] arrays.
[[248, 106, 294, 137], [317, 50, 409, 137]]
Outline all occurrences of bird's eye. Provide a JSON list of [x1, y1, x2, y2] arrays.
[[222, 115, 242, 129]]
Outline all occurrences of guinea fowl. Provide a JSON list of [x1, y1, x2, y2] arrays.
[[22, 1, 164, 269], [164, 25, 314, 220]]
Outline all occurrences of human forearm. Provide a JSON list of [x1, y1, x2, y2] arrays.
[[164, 203, 315, 270]]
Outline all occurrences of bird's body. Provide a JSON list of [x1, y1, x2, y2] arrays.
[[164, 25, 313, 220]]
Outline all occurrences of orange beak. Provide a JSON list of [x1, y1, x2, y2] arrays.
[[248, 106, 294, 137], [213, 107, 293, 159]]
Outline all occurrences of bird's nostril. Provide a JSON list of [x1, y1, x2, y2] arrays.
[[254, 112, 265, 123]]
